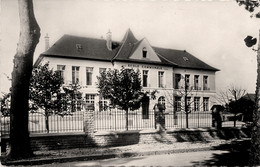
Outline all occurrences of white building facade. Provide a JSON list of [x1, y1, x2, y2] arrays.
[[35, 29, 219, 113]]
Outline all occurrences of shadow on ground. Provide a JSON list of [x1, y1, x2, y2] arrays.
[[191, 139, 251, 166]]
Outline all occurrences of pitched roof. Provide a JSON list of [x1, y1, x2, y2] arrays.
[[153, 47, 219, 71], [39, 29, 219, 71], [41, 34, 121, 61]]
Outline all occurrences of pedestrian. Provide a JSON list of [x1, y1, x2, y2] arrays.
[[211, 105, 224, 129]]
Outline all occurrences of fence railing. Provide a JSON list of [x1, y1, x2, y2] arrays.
[[1, 111, 84, 135], [94, 110, 213, 131], [1, 109, 246, 135]]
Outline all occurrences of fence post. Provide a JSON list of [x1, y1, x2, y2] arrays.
[[83, 109, 94, 134]]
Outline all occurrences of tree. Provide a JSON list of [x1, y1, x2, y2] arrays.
[[2, 62, 82, 133], [164, 74, 205, 128], [214, 85, 246, 127], [29, 62, 74, 133], [236, 0, 260, 165], [7, 0, 41, 159], [97, 68, 143, 130], [228, 97, 255, 122]]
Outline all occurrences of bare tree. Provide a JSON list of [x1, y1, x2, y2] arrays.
[[7, 0, 40, 160], [214, 84, 246, 127], [214, 85, 247, 106], [164, 76, 205, 128]]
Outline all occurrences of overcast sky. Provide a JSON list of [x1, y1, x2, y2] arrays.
[[1, 0, 259, 96]]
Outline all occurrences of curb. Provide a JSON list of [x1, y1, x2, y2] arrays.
[[1, 147, 214, 166]]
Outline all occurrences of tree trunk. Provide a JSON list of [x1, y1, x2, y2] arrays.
[[249, 30, 260, 166], [8, 0, 40, 160], [45, 115, 49, 133], [185, 77, 189, 128]]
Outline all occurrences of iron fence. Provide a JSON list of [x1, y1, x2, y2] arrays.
[[1, 109, 246, 135], [94, 109, 214, 131], [1, 111, 84, 135]]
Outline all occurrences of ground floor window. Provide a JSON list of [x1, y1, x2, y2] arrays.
[[174, 96, 181, 112], [99, 96, 109, 111], [158, 96, 165, 105], [142, 94, 150, 119], [203, 97, 209, 111], [85, 94, 95, 110], [194, 97, 200, 112]]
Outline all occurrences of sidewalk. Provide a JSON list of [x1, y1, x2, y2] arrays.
[[1, 138, 250, 166]]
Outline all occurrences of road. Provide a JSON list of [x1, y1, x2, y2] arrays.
[[7, 149, 247, 167]]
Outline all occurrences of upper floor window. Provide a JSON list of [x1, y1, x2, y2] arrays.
[[86, 67, 93, 85], [185, 74, 190, 89], [194, 75, 199, 90], [142, 47, 147, 58], [203, 76, 209, 90], [72, 66, 80, 84], [174, 73, 181, 89], [143, 70, 148, 87], [57, 65, 65, 80], [99, 68, 106, 74], [158, 71, 164, 88]]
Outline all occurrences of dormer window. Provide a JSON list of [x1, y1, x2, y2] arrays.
[[183, 57, 189, 61], [76, 44, 83, 50], [142, 47, 147, 58]]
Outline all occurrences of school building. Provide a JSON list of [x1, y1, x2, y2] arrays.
[[35, 29, 219, 113]]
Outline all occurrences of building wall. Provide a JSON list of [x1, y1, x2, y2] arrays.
[[41, 56, 217, 112]]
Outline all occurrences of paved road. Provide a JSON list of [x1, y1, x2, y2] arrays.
[[11, 150, 240, 167]]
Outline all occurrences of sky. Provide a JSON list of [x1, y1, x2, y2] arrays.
[[1, 0, 260, 96]]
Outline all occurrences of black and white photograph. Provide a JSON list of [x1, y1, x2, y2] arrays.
[[1, 0, 260, 166]]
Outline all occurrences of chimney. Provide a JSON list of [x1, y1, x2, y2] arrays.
[[106, 30, 112, 51], [45, 33, 50, 51]]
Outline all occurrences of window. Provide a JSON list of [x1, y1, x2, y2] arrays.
[[142, 47, 147, 58], [174, 73, 181, 89], [194, 75, 199, 90], [194, 97, 200, 112], [85, 94, 95, 110], [187, 97, 191, 112], [183, 57, 189, 61], [57, 65, 65, 80], [185, 74, 190, 89], [174, 96, 182, 112], [99, 96, 109, 111], [142, 95, 150, 119], [203, 97, 209, 111], [203, 76, 209, 90], [143, 70, 148, 87], [76, 44, 83, 50], [76, 93, 82, 111], [86, 67, 93, 85], [99, 68, 106, 74], [72, 66, 80, 84], [158, 96, 165, 105], [158, 71, 164, 88]]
